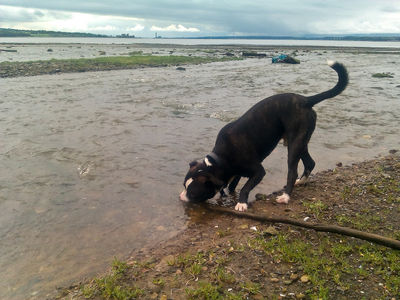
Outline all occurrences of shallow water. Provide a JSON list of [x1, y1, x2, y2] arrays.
[[0, 48, 399, 299]]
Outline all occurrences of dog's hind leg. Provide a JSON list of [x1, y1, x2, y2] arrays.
[[277, 136, 306, 204], [296, 147, 315, 185]]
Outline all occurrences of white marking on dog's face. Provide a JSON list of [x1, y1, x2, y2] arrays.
[[276, 193, 290, 204], [184, 178, 194, 189], [204, 157, 213, 167], [180, 178, 194, 202], [180, 190, 189, 202], [235, 202, 248, 212]]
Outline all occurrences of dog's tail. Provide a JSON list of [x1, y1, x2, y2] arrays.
[[306, 61, 349, 107]]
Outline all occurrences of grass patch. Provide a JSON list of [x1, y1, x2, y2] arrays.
[[372, 72, 394, 78], [81, 258, 144, 300], [302, 199, 328, 218], [0, 54, 241, 78]]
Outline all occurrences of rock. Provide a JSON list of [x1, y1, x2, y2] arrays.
[[290, 273, 299, 281], [300, 275, 310, 283], [238, 224, 248, 230], [296, 293, 306, 299], [156, 226, 166, 231], [160, 295, 168, 300], [270, 277, 280, 283], [242, 52, 267, 58], [389, 149, 398, 154], [284, 280, 292, 285], [255, 193, 268, 201], [176, 67, 186, 71], [264, 226, 278, 236], [336, 162, 343, 167]]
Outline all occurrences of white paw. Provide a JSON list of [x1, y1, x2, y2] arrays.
[[276, 193, 290, 204], [295, 176, 308, 186], [235, 202, 248, 212]]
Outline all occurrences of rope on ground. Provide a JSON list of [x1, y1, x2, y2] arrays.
[[206, 205, 400, 250]]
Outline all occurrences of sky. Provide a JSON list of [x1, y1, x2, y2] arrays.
[[1, 1, 400, 37]]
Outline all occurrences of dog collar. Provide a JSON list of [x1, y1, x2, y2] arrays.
[[205, 152, 223, 167]]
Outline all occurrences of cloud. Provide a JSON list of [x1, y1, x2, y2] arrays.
[[1, 1, 400, 36], [0, 5, 147, 34], [127, 24, 145, 32], [150, 24, 199, 32]]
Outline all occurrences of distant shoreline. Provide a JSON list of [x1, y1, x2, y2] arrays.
[[1, 28, 400, 42]]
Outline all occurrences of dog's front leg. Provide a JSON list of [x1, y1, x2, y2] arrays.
[[235, 165, 265, 211]]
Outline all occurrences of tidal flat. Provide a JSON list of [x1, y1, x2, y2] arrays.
[[0, 42, 399, 299]]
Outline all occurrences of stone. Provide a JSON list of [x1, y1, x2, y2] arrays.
[[300, 275, 310, 283], [264, 226, 278, 236], [290, 273, 299, 281]]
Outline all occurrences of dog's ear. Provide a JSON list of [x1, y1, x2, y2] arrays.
[[189, 161, 197, 168]]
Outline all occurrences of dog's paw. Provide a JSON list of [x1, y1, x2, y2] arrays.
[[235, 202, 248, 212], [276, 193, 290, 204], [295, 176, 308, 186]]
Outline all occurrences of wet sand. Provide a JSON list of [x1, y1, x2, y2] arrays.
[[0, 43, 399, 299]]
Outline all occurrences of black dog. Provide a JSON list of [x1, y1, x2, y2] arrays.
[[180, 61, 348, 211]]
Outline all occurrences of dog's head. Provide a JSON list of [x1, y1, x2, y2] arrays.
[[180, 158, 223, 203]]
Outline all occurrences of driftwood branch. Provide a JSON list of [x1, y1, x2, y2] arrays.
[[207, 205, 400, 250]]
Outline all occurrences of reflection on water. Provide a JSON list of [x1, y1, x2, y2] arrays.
[[0, 49, 399, 299]]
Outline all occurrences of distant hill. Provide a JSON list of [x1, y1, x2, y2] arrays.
[[0, 28, 108, 38], [186, 34, 400, 42]]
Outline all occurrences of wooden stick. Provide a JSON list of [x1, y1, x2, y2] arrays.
[[207, 205, 400, 250]]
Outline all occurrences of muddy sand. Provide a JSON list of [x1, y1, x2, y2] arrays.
[[58, 153, 400, 300]]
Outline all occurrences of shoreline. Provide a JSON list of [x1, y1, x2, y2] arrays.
[[1, 44, 399, 79], [57, 152, 400, 300]]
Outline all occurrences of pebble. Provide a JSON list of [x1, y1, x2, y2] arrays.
[[290, 273, 299, 281], [270, 277, 280, 283], [264, 226, 278, 235], [300, 275, 310, 283], [255, 193, 268, 200], [296, 293, 306, 299]]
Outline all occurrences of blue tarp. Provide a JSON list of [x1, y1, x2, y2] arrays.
[[272, 54, 300, 64], [272, 54, 288, 63]]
